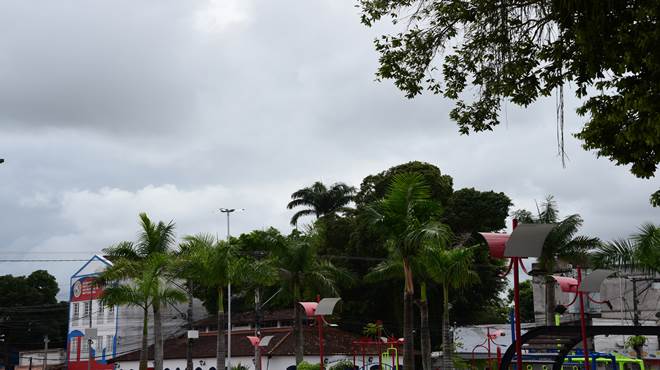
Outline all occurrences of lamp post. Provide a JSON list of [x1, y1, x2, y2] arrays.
[[480, 220, 554, 370], [298, 297, 341, 370], [219, 207, 244, 370]]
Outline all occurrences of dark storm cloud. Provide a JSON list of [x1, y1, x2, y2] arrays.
[[0, 0, 656, 298]]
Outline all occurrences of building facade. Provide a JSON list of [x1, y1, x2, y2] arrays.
[[67, 255, 200, 370]]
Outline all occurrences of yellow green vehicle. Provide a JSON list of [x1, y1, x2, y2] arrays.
[[562, 352, 644, 370]]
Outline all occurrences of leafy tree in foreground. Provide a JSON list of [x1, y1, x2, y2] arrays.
[[359, 0, 659, 202], [507, 280, 535, 323], [287, 181, 356, 226]]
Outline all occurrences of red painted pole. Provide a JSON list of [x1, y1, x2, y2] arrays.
[[487, 328, 492, 370], [317, 295, 324, 370], [496, 346, 501, 369], [513, 257, 523, 370], [577, 267, 590, 370]]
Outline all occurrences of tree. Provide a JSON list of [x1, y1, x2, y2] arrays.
[[367, 173, 452, 370], [513, 196, 600, 325], [443, 188, 511, 235], [425, 247, 479, 370], [287, 182, 356, 226], [178, 234, 243, 370], [103, 213, 177, 370], [592, 223, 660, 274], [100, 255, 186, 370], [271, 231, 351, 364], [358, 0, 660, 201], [507, 281, 534, 323]]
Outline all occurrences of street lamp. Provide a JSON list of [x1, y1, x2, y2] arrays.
[[480, 220, 554, 370], [246, 335, 274, 370], [219, 207, 244, 370], [552, 269, 614, 370], [298, 297, 341, 370]]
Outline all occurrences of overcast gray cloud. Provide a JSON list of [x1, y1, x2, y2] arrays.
[[0, 0, 656, 300]]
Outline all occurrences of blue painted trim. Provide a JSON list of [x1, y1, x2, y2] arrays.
[[68, 330, 85, 340]]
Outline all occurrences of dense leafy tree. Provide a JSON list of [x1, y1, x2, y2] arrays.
[[359, 0, 659, 202], [507, 280, 534, 323], [443, 188, 511, 235], [287, 182, 356, 226], [513, 196, 600, 325], [367, 173, 452, 370]]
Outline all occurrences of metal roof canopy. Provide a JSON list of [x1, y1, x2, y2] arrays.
[[551, 276, 578, 293], [579, 269, 615, 293], [259, 335, 274, 347], [315, 298, 341, 316], [504, 224, 555, 258]]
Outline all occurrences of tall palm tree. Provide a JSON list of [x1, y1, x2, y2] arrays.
[[287, 182, 356, 226], [272, 231, 351, 364], [592, 223, 660, 274], [425, 247, 479, 370], [100, 255, 186, 370], [513, 196, 600, 325], [104, 213, 177, 370], [367, 173, 451, 370], [178, 234, 249, 370]]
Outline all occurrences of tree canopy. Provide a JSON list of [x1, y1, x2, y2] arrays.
[[359, 0, 660, 198]]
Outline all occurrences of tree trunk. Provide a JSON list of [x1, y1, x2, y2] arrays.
[[217, 287, 227, 370], [186, 280, 194, 370], [294, 284, 304, 364], [418, 283, 431, 370], [545, 277, 556, 326], [402, 259, 415, 370], [140, 307, 149, 370], [153, 298, 163, 370], [442, 285, 453, 370]]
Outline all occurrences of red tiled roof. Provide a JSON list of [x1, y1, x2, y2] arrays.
[[112, 326, 359, 362], [192, 309, 295, 328]]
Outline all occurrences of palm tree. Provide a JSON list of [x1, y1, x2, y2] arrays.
[[100, 255, 186, 370], [367, 173, 451, 370], [592, 223, 660, 274], [425, 247, 479, 370], [287, 182, 356, 226], [272, 231, 351, 364], [178, 234, 247, 370], [513, 196, 600, 325], [103, 213, 177, 370]]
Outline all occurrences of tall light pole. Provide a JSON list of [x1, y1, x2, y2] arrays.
[[219, 208, 243, 370]]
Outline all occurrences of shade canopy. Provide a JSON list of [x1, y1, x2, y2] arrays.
[[246, 336, 260, 347], [504, 224, 555, 258], [299, 302, 318, 317], [315, 298, 341, 316], [579, 269, 615, 293], [259, 335, 274, 347], [552, 276, 579, 293], [479, 233, 509, 259]]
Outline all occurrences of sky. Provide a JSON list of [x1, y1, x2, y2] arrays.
[[0, 0, 656, 301]]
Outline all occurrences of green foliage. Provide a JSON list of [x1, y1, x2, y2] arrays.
[[297, 362, 320, 370], [359, 0, 660, 187], [362, 322, 383, 338], [231, 363, 249, 370], [328, 360, 354, 370], [625, 335, 647, 350], [507, 280, 534, 323], [0, 270, 67, 352], [592, 223, 660, 274], [287, 182, 356, 226], [443, 188, 511, 235]]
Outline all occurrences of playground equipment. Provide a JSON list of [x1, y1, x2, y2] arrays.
[[480, 219, 554, 370], [562, 352, 645, 370], [352, 336, 403, 370], [471, 328, 506, 370], [298, 297, 342, 370]]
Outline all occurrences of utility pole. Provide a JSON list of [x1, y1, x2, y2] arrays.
[[219, 208, 243, 370], [631, 278, 640, 327], [186, 280, 194, 370], [254, 288, 261, 370], [88, 283, 93, 370], [43, 335, 49, 370]]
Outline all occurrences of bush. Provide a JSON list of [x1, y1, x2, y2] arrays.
[[297, 361, 321, 370], [329, 360, 354, 370]]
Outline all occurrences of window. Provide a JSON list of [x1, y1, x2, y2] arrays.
[[106, 335, 113, 350], [81, 339, 89, 359], [72, 303, 80, 324], [70, 338, 78, 358], [83, 301, 91, 322]]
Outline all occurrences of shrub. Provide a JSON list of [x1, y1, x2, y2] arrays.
[[297, 361, 321, 370]]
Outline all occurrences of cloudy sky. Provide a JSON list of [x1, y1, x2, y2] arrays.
[[0, 0, 656, 300]]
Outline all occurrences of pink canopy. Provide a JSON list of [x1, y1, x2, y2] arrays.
[[479, 232, 509, 259], [552, 276, 578, 293]]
